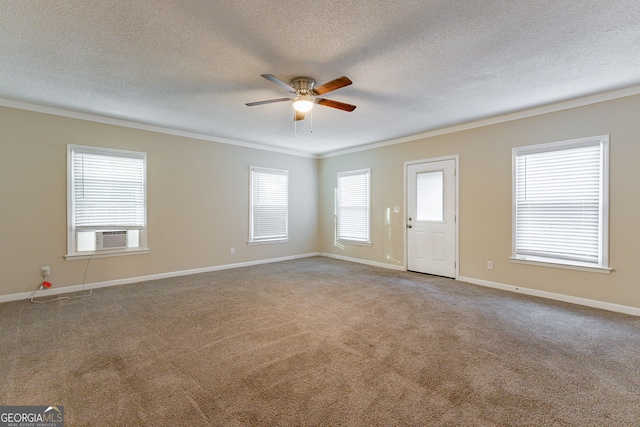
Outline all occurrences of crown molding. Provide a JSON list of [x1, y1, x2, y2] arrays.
[[321, 84, 640, 158], [3, 83, 640, 160], [0, 98, 319, 159]]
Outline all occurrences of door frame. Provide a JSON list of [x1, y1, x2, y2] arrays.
[[403, 155, 460, 279]]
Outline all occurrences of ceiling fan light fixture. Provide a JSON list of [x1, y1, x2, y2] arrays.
[[293, 96, 314, 112], [247, 74, 356, 118]]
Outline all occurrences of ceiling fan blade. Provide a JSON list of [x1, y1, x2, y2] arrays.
[[316, 98, 356, 112], [246, 98, 291, 106], [312, 76, 352, 95], [261, 74, 296, 93], [294, 110, 306, 121]]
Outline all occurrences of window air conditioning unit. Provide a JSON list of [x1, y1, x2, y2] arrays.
[[96, 231, 127, 250]]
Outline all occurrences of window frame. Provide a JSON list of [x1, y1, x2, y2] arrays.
[[249, 166, 289, 244], [66, 144, 149, 259], [336, 168, 371, 245], [510, 135, 610, 273]]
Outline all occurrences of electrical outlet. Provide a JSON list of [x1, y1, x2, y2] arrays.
[[486, 261, 494, 270], [230, 248, 235, 255], [41, 266, 51, 277]]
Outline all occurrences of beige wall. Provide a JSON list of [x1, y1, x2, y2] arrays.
[[0, 106, 319, 297], [320, 94, 640, 309]]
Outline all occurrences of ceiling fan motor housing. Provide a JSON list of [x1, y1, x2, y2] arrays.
[[290, 77, 315, 94]]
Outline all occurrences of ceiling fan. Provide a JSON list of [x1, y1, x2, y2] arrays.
[[246, 74, 356, 121]]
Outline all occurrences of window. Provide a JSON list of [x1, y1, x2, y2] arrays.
[[67, 145, 147, 257], [511, 135, 609, 271], [337, 169, 371, 244], [250, 166, 288, 243]]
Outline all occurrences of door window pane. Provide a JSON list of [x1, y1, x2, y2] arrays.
[[416, 171, 444, 221]]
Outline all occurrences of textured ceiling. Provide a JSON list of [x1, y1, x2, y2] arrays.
[[2, 1, 640, 156]]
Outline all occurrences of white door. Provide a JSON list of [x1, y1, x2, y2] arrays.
[[407, 159, 456, 278]]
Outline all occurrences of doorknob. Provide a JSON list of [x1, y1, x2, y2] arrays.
[[407, 224, 412, 228]]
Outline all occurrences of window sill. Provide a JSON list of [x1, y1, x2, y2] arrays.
[[66, 248, 150, 260], [509, 256, 611, 274], [337, 240, 372, 247], [248, 239, 289, 245]]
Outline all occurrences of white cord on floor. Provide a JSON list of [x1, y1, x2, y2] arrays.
[[30, 255, 94, 304]]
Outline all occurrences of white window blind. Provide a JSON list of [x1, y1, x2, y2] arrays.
[[71, 147, 145, 230], [337, 169, 371, 243], [513, 136, 608, 267], [250, 167, 288, 242]]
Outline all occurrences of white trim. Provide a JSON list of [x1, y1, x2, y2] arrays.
[[67, 144, 148, 257], [404, 155, 460, 279], [320, 252, 405, 271], [511, 135, 609, 270], [3, 85, 640, 159], [459, 276, 640, 317], [65, 248, 150, 260], [247, 239, 289, 245], [321, 85, 640, 158], [249, 166, 289, 243], [335, 240, 372, 247], [5, 253, 637, 317], [0, 253, 320, 304], [0, 98, 317, 159], [509, 256, 612, 274], [336, 168, 371, 245]]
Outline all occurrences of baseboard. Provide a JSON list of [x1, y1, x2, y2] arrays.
[[459, 276, 640, 317], [320, 252, 405, 271], [0, 252, 321, 304], [7, 256, 635, 317]]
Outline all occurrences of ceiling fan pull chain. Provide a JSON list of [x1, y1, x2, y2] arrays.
[[294, 112, 297, 137], [310, 108, 313, 133]]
